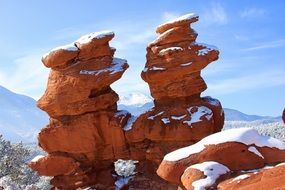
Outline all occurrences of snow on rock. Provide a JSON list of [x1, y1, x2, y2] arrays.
[[248, 146, 264, 159], [180, 62, 192, 67], [148, 111, 164, 120], [183, 106, 213, 127], [42, 43, 79, 59], [124, 115, 138, 131], [159, 13, 198, 27], [115, 176, 134, 190], [203, 96, 221, 106], [159, 47, 183, 56], [164, 128, 285, 161], [114, 159, 138, 177], [75, 30, 114, 44], [149, 28, 175, 45], [79, 58, 127, 76], [188, 161, 230, 190], [161, 118, 171, 124], [31, 155, 45, 163], [149, 66, 166, 71], [171, 114, 187, 120], [190, 42, 219, 56], [231, 174, 250, 182]]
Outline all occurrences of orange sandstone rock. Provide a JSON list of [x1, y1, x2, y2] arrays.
[[29, 155, 78, 176], [218, 163, 285, 190], [157, 128, 285, 189]]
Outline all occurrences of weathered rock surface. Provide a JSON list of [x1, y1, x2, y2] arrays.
[[157, 128, 285, 190], [30, 31, 131, 189], [126, 12, 224, 164], [218, 163, 285, 190], [31, 13, 226, 190]]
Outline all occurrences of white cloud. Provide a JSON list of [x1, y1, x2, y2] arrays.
[[242, 39, 285, 51], [240, 8, 267, 19], [207, 70, 285, 95], [202, 2, 228, 25], [0, 52, 49, 99]]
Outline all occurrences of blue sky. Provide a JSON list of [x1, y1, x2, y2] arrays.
[[0, 0, 284, 116]]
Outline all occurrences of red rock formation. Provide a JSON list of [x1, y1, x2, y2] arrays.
[[30, 13, 225, 189], [125, 12, 224, 164], [157, 128, 285, 189], [218, 163, 285, 190], [30, 31, 131, 189]]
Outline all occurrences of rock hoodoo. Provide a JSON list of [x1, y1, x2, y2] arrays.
[[157, 128, 285, 190], [30, 31, 131, 189], [30, 13, 226, 189], [125, 13, 224, 163]]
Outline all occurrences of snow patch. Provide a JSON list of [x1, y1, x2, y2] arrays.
[[181, 62, 192, 67], [75, 30, 114, 44], [79, 58, 126, 76], [171, 114, 187, 120], [150, 28, 174, 45], [160, 13, 198, 26], [114, 159, 138, 177], [164, 128, 285, 161], [31, 155, 45, 162], [183, 106, 213, 127], [248, 146, 264, 159], [148, 111, 164, 120], [149, 66, 166, 71], [159, 47, 183, 56], [161, 118, 170, 124], [188, 161, 229, 190], [42, 43, 78, 59], [115, 176, 134, 190], [190, 42, 219, 56], [203, 96, 220, 106], [124, 115, 137, 131], [232, 174, 250, 182]]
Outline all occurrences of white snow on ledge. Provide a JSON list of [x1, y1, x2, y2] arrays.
[[183, 106, 213, 127], [75, 30, 114, 44], [42, 43, 79, 59], [31, 155, 45, 163], [159, 47, 183, 56], [231, 174, 250, 183], [188, 161, 230, 190], [164, 128, 285, 161], [159, 13, 198, 27], [248, 146, 264, 159], [79, 57, 126, 76]]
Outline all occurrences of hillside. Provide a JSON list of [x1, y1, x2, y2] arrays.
[[0, 85, 48, 142]]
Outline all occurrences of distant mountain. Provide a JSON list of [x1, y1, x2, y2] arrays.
[[118, 92, 154, 116], [1, 88, 281, 143], [118, 93, 282, 123], [0, 85, 48, 142], [223, 108, 281, 122]]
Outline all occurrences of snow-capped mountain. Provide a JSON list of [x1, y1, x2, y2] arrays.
[[0, 88, 282, 143], [118, 92, 282, 122], [223, 108, 281, 122], [0, 85, 48, 143], [118, 92, 154, 116]]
